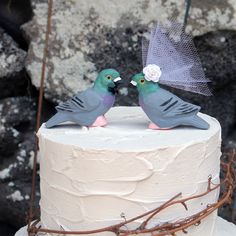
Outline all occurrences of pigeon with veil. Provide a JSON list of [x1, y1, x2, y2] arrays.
[[131, 22, 212, 130]]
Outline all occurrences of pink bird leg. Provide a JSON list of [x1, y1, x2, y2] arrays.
[[148, 122, 171, 130], [90, 116, 107, 127]]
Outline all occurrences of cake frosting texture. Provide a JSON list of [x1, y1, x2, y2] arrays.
[[38, 106, 221, 235]]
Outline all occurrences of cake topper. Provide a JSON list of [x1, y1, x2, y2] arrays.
[[131, 22, 211, 130], [46, 69, 122, 128]]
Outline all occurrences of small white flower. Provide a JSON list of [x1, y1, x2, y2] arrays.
[[143, 64, 162, 82]]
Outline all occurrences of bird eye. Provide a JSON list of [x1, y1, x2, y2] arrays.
[[140, 79, 145, 84], [106, 75, 112, 80]]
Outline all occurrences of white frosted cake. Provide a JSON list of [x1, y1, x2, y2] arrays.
[[15, 106, 236, 236]]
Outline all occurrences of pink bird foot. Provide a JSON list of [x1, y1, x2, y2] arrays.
[[148, 122, 171, 130], [90, 116, 107, 127]]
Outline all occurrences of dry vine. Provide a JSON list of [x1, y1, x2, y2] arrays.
[[27, 150, 236, 236], [27, 0, 53, 234]]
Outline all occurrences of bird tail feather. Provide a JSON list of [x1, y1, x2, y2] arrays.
[[45, 113, 68, 128], [186, 115, 209, 130]]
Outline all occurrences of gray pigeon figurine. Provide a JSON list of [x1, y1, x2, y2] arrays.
[[131, 73, 209, 130], [46, 69, 122, 128], [131, 22, 211, 130]]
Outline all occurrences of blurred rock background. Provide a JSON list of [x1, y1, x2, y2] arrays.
[[0, 0, 236, 235]]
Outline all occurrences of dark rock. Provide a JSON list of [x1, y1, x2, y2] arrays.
[[0, 69, 30, 99], [0, 222, 16, 236], [182, 30, 236, 140], [0, 28, 26, 77], [0, 2, 37, 233], [0, 126, 22, 159], [0, 27, 29, 99], [0, 97, 39, 229], [0, 97, 35, 127], [0, 0, 33, 50]]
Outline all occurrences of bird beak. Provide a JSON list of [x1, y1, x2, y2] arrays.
[[114, 77, 122, 83], [130, 80, 137, 86], [108, 77, 123, 94], [113, 77, 123, 87]]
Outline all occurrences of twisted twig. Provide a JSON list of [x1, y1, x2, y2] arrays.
[[27, 0, 53, 235]]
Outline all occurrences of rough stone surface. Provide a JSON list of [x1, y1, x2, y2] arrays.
[[0, 28, 26, 77], [0, 27, 28, 99], [0, 97, 39, 229], [172, 30, 236, 141], [23, 0, 236, 103], [0, 0, 33, 50]]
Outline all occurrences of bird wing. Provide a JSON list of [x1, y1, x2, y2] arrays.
[[143, 89, 200, 117], [56, 89, 101, 113]]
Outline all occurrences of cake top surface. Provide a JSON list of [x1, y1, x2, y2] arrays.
[[38, 106, 220, 152]]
